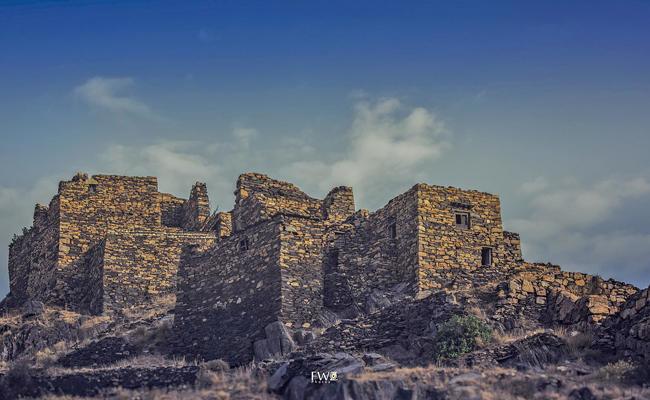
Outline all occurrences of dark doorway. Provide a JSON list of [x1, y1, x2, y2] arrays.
[[481, 247, 492, 266], [389, 222, 397, 239]]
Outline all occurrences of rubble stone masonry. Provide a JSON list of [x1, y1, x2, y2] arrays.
[[6, 171, 643, 364], [6, 172, 216, 313]]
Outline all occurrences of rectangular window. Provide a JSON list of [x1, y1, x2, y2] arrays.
[[239, 238, 249, 252], [389, 222, 397, 239], [455, 212, 470, 228], [481, 247, 492, 266]]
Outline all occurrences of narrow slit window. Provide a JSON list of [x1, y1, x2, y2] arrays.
[[389, 222, 397, 239], [239, 237, 249, 252], [455, 212, 470, 228], [481, 247, 492, 266]]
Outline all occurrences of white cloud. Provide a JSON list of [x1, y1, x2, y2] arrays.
[[95, 97, 451, 212], [510, 176, 650, 286], [280, 97, 450, 205], [74, 77, 154, 117]]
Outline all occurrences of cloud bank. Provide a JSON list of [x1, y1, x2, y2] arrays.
[[98, 97, 450, 210], [510, 176, 650, 286]]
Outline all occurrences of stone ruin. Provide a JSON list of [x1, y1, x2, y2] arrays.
[[2, 172, 648, 364]]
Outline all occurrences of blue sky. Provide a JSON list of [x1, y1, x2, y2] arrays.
[[1, 1, 650, 296]]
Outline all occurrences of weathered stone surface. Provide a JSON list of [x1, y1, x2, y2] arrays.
[[598, 286, 650, 360], [5, 171, 641, 368], [6, 173, 216, 314], [253, 321, 297, 361]]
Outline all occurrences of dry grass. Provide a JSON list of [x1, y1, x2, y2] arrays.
[[493, 327, 546, 345], [44, 354, 195, 377], [596, 360, 635, 383]]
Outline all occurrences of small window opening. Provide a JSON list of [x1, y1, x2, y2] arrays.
[[455, 212, 470, 228], [481, 247, 493, 266], [239, 237, 249, 252], [389, 222, 397, 239], [88, 184, 98, 194]]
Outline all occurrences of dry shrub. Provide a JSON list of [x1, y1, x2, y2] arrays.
[[36, 348, 57, 367], [565, 330, 593, 357], [201, 359, 230, 372], [598, 360, 635, 383], [196, 369, 221, 389]]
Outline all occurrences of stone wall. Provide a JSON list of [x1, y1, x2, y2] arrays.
[[173, 219, 283, 364], [416, 184, 508, 291], [181, 182, 210, 231], [495, 263, 638, 329], [55, 174, 163, 307], [7, 198, 60, 308], [322, 186, 355, 223], [327, 188, 420, 310], [77, 241, 105, 314], [503, 231, 523, 265], [102, 229, 215, 312], [598, 286, 650, 360], [231, 173, 325, 231], [278, 215, 325, 329], [160, 193, 186, 228], [6, 172, 216, 313]]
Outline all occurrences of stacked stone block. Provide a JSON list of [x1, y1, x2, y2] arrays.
[[416, 184, 512, 292], [102, 230, 214, 311], [173, 219, 283, 364], [6, 172, 217, 314], [599, 286, 650, 360], [495, 263, 638, 329]]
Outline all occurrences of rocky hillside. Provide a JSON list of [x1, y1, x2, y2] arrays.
[[1, 276, 649, 400]]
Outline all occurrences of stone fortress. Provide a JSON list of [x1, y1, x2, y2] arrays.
[[3, 172, 648, 364]]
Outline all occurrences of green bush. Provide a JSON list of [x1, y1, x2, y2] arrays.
[[433, 314, 494, 360]]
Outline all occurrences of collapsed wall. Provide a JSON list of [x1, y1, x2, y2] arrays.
[[494, 263, 638, 330], [6, 199, 61, 308], [598, 286, 650, 361]]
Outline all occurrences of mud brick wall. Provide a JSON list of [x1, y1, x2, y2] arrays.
[[160, 193, 186, 228], [173, 220, 283, 364], [322, 186, 355, 223], [416, 184, 507, 291], [328, 188, 420, 310], [102, 229, 215, 311], [278, 215, 325, 328], [7, 198, 60, 307], [598, 286, 650, 360]]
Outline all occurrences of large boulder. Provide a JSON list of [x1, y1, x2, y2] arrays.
[[254, 321, 297, 361]]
